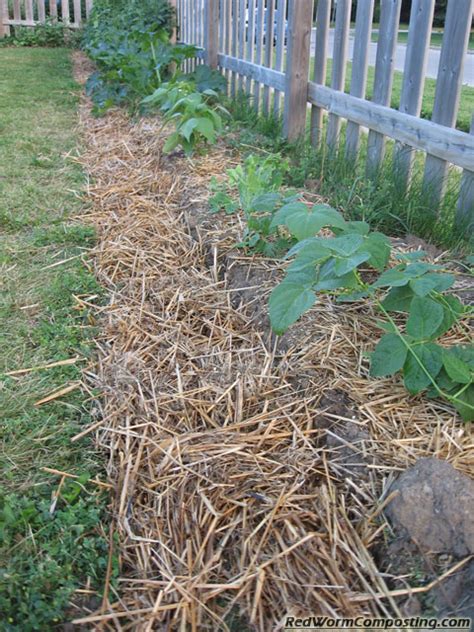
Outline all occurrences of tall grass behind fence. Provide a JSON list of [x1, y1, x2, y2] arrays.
[[176, 0, 474, 234], [0, 0, 92, 34]]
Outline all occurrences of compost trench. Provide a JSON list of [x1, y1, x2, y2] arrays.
[[72, 53, 473, 630]]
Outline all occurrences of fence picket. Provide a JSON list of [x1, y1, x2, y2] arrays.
[[263, 0, 275, 115], [366, 0, 402, 176], [13, 0, 21, 21], [326, 0, 351, 150], [205, 0, 219, 69], [85, 0, 92, 19], [254, 0, 265, 111], [38, 0, 46, 22], [230, 0, 238, 95], [310, 0, 331, 147], [238, 0, 245, 92], [273, 0, 287, 117], [422, 0, 473, 209], [246, 0, 256, 94], [73, 0, 81, 25], [393, 0, 435, 188], [456, 115, 474, 236], [225, 0, 232, 92], [345, 0, 374, 159], [61, 0, 70, 24], [25, 0, 33, 22], [283, 0, 313, 141]]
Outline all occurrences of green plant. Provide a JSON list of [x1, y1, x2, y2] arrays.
[[266, 203, 473, 420], [82, 0, 180, 112], [143, 79, 228, 154], [209, 153, 298, 255], [0, 483, 116, 631]]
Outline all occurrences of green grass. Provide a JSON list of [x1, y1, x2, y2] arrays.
[[0, 48, 113, 630], [371, 30, 474, 50]]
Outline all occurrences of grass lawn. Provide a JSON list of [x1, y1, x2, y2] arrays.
[[0, 48, 111, 630], [372, 30, 474, 50]]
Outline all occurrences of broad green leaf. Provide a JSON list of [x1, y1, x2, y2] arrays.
[[410, 272, 454, 296], [314, 259, 359, 291], [285, 237, 327, 259], [450, 345, 474, 369], [333, 251, 371, 277], [395, 250, 427, 261], [429, 273, 455, 292], [163, 132, 180, 153], [370, 333, 408, 377], [453, 385, 474, 422], [409, 275, 441, 296], [311, 204, 346, 229], [440, 294, 465, 317], [287, 246, 331, 273], [403, 262, 438, 277], [179, 117, 199, 141], [406, 297, 444, 340], [270, 202, 308, 230], [285, 266, 319, 288], [194, 117, 216, 142], [443, 350, 472, 384], [327, 233, 364, 256], [372, 268, 411, 288], [269, 282, 317, 335], [364, 232, 391, 271], [403, 343, 443, 394], [250, 192, 282, 212], [342, 220, 370, 235], [382, 285, 415, 312], [286, 211, 328, 241]]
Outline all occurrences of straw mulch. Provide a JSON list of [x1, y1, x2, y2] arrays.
[[72, 53, 472, 631]]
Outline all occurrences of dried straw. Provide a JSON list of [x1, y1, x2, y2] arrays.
[[72, 53, 473, 630]]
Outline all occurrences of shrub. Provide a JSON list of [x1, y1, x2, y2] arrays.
[[82, 0, 178, 112]]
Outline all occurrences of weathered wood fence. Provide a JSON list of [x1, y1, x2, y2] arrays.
[[176, 0, 474, 231], [0, 0, 92, 35]]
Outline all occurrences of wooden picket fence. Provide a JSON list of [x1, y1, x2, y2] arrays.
[[0, 0, 93, 35], [176, 0, 474, 231]]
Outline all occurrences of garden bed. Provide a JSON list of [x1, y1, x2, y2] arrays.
[[72, 52, 473, 629]]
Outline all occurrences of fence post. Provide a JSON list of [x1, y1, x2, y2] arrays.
[[204, 0, 219, 69], [456, 114, 474, 237], [283, 0, 313, 142]]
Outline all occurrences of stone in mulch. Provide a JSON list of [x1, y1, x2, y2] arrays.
[[385, 457, 474, 618]]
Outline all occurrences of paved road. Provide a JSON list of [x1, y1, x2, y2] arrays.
[[311, 29, 474, 87]]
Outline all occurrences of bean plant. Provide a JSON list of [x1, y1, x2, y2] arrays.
[[209, 156, 473, 420]]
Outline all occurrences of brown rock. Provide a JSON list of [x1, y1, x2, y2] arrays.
[[385, 457, 474, 558]]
